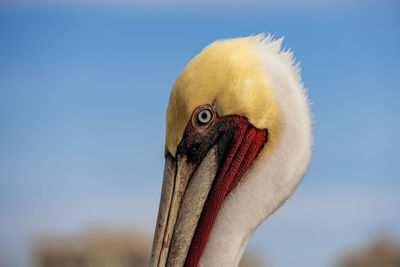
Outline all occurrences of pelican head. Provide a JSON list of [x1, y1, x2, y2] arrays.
[[151, 34, 312, 267]]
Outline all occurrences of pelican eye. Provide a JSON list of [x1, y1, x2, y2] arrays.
[[197, 109, 213, 125]]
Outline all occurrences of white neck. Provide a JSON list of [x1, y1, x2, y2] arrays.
[[198, 35, 312, 267]]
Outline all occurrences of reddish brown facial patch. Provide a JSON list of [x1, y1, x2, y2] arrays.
[[184, 117, 267, 267], [170, 105, 268, 267]]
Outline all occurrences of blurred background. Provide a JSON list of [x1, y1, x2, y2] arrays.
[[0, 0, 399, 266]]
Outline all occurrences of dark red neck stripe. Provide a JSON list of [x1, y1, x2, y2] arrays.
[[228, 128, 267, 193], [185, 118, 268, 267]]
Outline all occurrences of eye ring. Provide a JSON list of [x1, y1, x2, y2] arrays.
[[197, 108, 213, 125]]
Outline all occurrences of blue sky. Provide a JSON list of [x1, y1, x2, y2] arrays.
[[0, 1, 399, 266]]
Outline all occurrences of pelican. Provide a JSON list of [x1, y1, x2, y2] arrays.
[[150, 34, 312, 267]]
